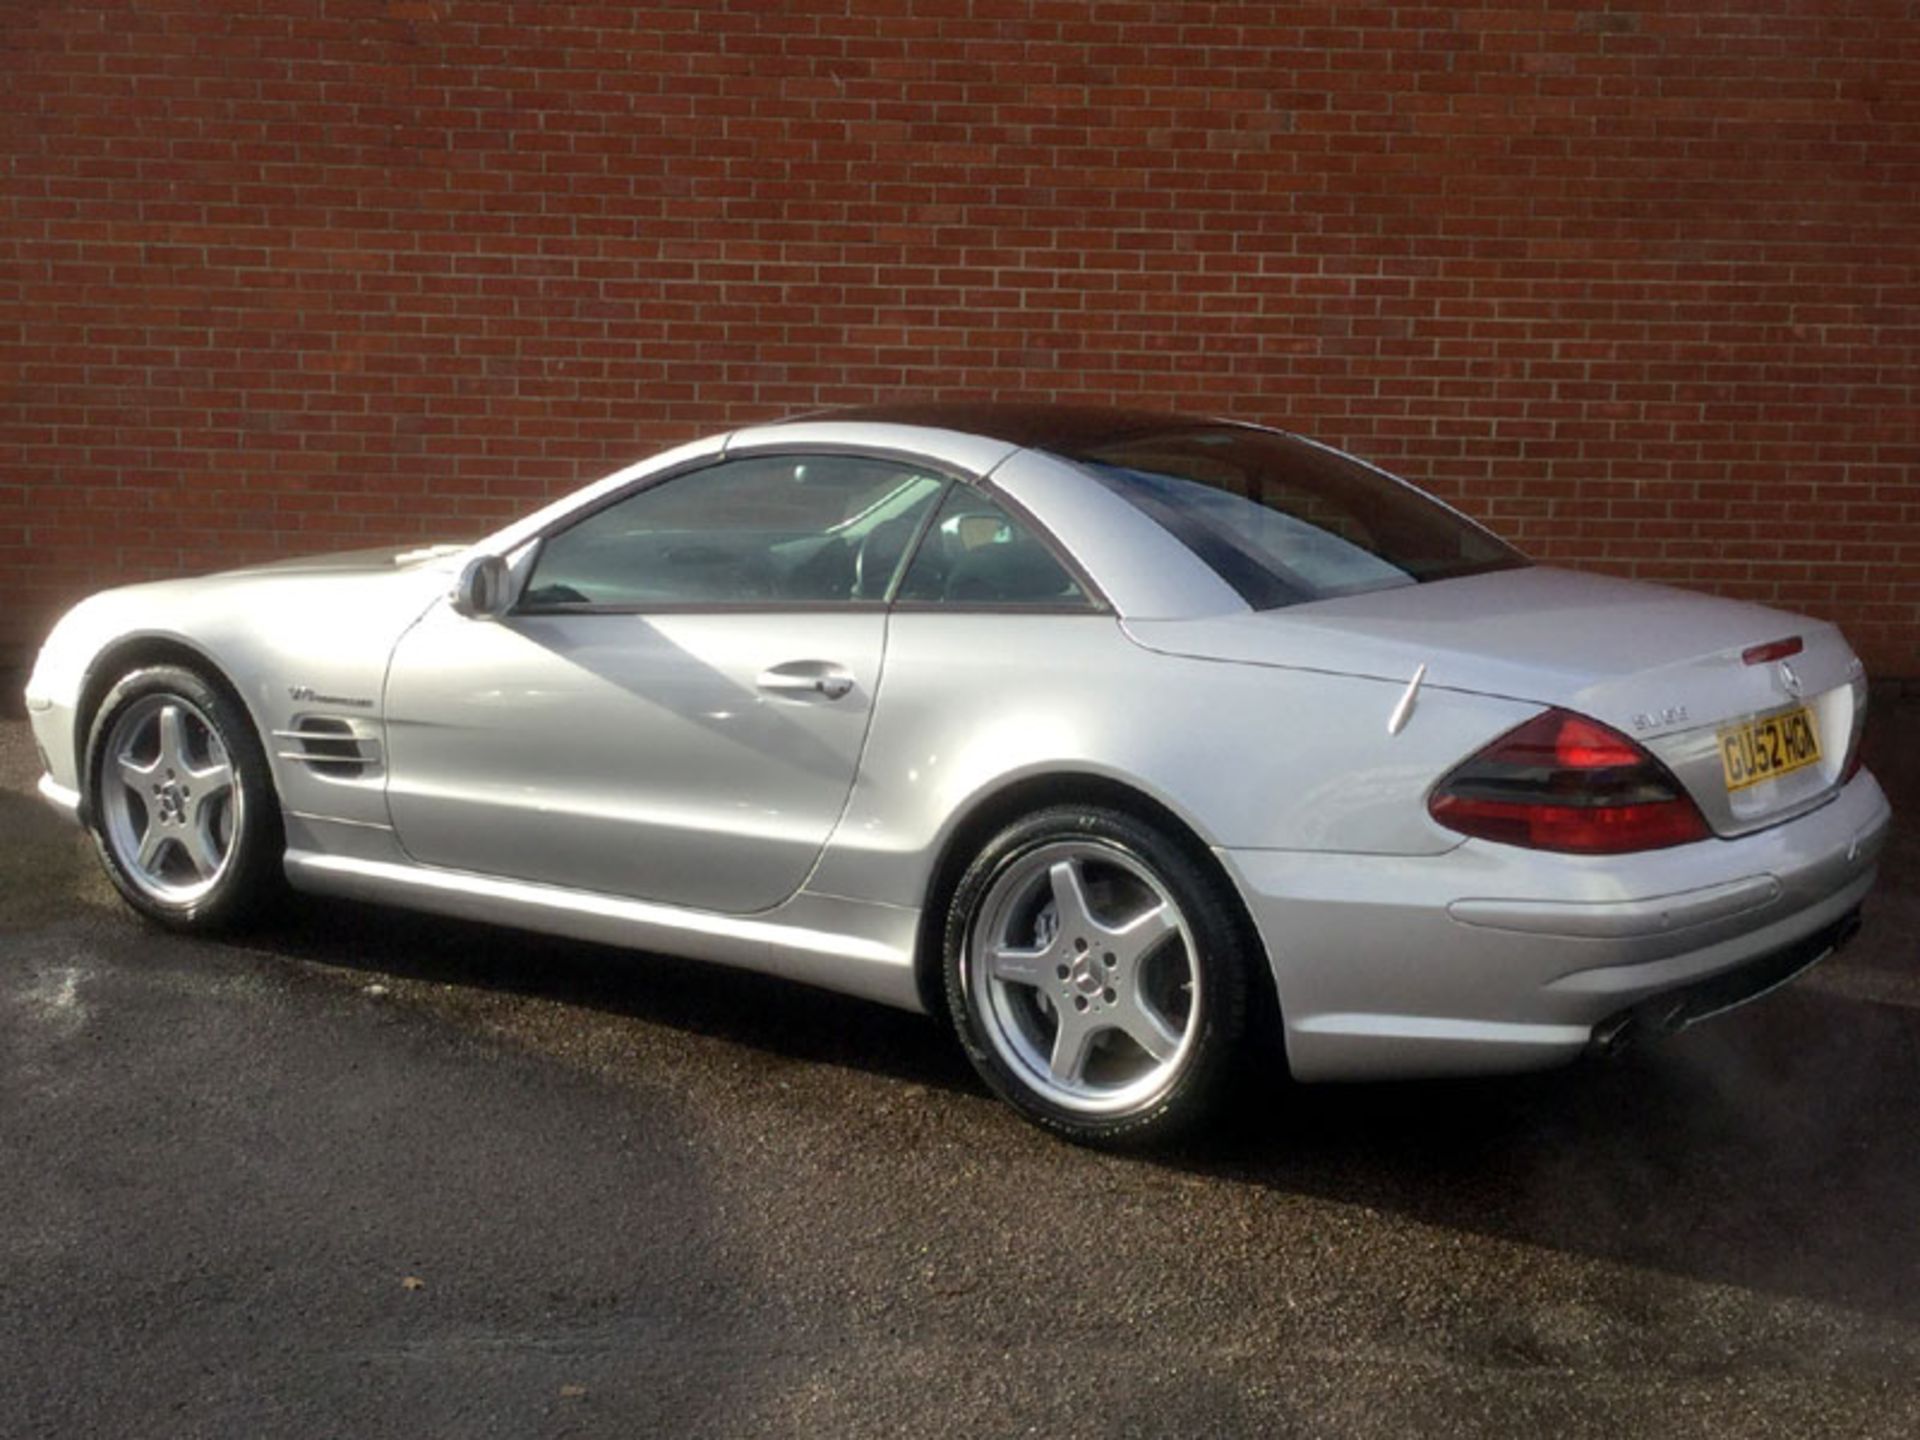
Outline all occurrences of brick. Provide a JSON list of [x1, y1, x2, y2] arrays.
[[0, 0, 1914, 673]]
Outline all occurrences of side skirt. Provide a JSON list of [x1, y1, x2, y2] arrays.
[[282, 848, 927, 1013]]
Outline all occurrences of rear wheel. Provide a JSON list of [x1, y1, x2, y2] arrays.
[[943, 805, 1251, 1146], [85, 665, 285, 931]]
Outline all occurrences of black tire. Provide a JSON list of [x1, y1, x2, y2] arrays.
[[84, 664, 286, 932], [943, 804, 1253, 1147]]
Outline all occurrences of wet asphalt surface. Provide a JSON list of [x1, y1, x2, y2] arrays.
[[2, 702, 1919, 1439]]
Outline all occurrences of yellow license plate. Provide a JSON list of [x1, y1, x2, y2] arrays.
[[1719, 707, 1822, 792]]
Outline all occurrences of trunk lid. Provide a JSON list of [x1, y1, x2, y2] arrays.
[[1124, 566, 1868, 837]]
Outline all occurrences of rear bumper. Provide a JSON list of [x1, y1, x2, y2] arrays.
[[1586, 908, 1862, 1056], [1221, 770, 1892, 1082]]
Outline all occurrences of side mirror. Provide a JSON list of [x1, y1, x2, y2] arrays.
[[450, 554, 513, 619]]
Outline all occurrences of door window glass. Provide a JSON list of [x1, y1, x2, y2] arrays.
[[521, 455, 946, 608]]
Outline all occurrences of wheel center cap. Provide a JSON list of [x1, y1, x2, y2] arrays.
[[157, 783, 186, 823], [1068, 955, 1104, 997]]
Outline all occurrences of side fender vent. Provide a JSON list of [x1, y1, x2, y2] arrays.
[[273, 716, 384, 781]]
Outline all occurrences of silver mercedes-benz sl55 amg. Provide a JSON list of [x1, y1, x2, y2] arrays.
[[25, 403, 1893, 1143]]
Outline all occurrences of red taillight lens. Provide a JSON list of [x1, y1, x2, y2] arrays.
[[1841, 686, 1870, 785], [1429, 708, 1712, 855], [1742, 636, 1804, 667], [1548, 713, 1645, 770]]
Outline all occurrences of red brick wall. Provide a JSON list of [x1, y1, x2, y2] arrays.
[[3, 1, 1916, 672]]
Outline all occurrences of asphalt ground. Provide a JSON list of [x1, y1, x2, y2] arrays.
[[2, 697, 1918, 1438]]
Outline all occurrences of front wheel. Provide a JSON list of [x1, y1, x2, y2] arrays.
[[943, 805, 1252, 1147], [85, 664, 285, 931]]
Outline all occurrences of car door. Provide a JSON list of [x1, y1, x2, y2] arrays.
[[382, 452, 947, 915]]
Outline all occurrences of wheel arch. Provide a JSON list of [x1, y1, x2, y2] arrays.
[[911, 769, 1285, 1063], [75, 634, 261, 806]]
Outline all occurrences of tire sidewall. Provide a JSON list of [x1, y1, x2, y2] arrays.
[[84, 664, 283, 931], [942, 805, 1250, 1147]]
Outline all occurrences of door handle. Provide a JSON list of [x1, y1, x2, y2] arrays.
[[756, 663, 856, 701]]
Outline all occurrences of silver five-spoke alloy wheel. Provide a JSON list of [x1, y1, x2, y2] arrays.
[[967, 839, 1200, 1115], [98, 693, 243, 906]]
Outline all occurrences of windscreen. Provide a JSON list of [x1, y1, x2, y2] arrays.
[[1060, 426, 1527, 610]]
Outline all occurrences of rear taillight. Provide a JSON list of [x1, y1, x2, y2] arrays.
[[1841, 685, 1870, 785], [1429, 708, 1712, 854]]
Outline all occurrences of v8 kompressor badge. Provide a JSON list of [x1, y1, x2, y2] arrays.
[[287, 684, 374, 709]]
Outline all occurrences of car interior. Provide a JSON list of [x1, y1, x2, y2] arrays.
[[519, 473, 1086, 610]]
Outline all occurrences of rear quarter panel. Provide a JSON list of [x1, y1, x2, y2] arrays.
[[808, 613, 1542, 908]]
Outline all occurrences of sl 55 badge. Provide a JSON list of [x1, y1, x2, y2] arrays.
[[1631, 705, 1689, 731]]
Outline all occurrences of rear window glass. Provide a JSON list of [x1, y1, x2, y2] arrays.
[[893, 485, 1090, 608], [1058, 427, 1526, 610]]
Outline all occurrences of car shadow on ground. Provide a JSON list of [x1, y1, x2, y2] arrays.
[[1185, 976, 1920, 1326], [257, 876, 1920, 1331], [263, 892, 984, 1094]]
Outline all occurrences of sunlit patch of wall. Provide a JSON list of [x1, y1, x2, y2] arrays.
[[2, 2, 1914, 672]]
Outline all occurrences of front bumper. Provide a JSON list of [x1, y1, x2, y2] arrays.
[[1221, 770, 1893, 1082], [36, 772, 83, 824], [26, 667, 84, 825]]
